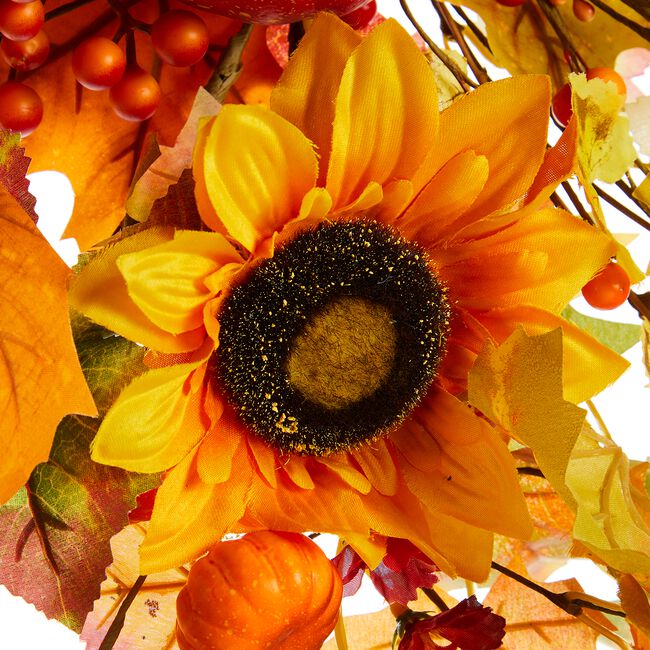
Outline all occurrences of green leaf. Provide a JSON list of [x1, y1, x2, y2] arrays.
[[0, 313, 160, 632], [562, 304, 641, 354]]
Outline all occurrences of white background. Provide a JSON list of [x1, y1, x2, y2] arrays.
[[1, 0, 649, 647]]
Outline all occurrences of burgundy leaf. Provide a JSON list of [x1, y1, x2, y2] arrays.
[[0, 130, 37, 222]]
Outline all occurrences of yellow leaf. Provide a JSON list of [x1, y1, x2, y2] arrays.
[[570, 72, 637, 184], [0, 189, 96, 505], [81, 524, 186, 650], [618, 574, 650, 637], [627, 96, 650, 156], [633, 174, 650, 213], [468, 328, 585, 507], [567, 423, 650, 575]]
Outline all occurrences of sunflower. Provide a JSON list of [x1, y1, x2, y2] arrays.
[[70, 14, 627, 581]]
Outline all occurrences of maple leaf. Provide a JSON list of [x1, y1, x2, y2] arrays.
[[0, 130, 37, 222], [0, 186, 96, 505], [0, 314, 159, 631], [333, 538, 439, 605], [81, 524, 188, 650], [483, 561, 608, 649]]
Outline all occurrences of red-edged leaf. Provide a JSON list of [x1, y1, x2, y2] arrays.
[[0, 315, 160, 631], [399, 597, 505, 650], [0, 131, 37, 221]]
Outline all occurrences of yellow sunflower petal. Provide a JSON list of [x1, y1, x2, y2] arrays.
[[326, 19, 438, 209], [116, 231, 242, 335], [197, 408, 245, 486], [317, 455, 372, 494], [198, 104, 318, 253], [91, 346, 211, 473], [270, 13, 361, 183], [70, 228, 206, 353], [398, 151, 489, 245], [281, 456, 316, 490], [433, 207, 617, 313], [477, 306, 629, 403], [140, 442, 253, 574], [413, 75, 550, 220], [393, 387, 532, 540]]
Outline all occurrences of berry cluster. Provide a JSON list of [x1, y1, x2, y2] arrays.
[[0, 6, 210, 135]]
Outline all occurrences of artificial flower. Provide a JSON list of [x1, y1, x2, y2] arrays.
[[70, 13, 627, 580]]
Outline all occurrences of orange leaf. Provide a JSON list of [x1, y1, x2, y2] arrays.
[[484, 561, 604, 649], [0, 187, 96, 505]]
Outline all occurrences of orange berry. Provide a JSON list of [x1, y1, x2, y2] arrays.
[[582, 262, 631, 310], [586, 67, 626, 95]]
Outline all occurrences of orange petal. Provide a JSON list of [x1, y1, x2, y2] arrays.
[[281, 455, 315, 490], [198, 105, 318, 253], [413, 75, 550, 220], [247, 432, 280, 488], [326, 19, 438, 209], [91, 346, 212, 473], [270, 13, 361, 184], [398, 151, 489, 245], [197, 407, 243, 485], [140, 442, 253, 574], [477, 306, 629, 403], [117, 230, 242, 335], [433, 207, 617, 313], [317, 454, 372, 494], [394, 387, 532, 540], [70, 227, 206, 353], [353, 440, 399, 496]]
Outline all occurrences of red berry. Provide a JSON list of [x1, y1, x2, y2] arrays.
[[573, 0, 595, 21], [582, 261, 631, 310], [496, 0, 526, 6], [0, 0, 43, 41], [551, 82, 573, 127], [0, 81, 42, 136], [340, 0, 376, 29], [109, 66, 161, 121], [586, 67, 626, 96], [151, 10, 209, 67], [0, 28, 49, 70], [72, 36, 126, 90]]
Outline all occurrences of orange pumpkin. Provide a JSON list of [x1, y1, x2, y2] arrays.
[[176, 531, 343, 649]]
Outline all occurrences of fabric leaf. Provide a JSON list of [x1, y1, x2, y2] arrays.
[[562, 304, 641, 354], [0, 315, 159, 631], [81, 524, 185, 650], [0, 130, 37, 222], [0, 188, 96, 506]]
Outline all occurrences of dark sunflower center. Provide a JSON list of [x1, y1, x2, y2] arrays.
[[214, 221, 450, 456]]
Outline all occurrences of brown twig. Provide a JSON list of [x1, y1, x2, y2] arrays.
[[535, 0, 586, 72], [561, 181, 594, 223], [593, 183, 650, 232], [451, 6, 492, 54], [616, 179, 650, 219], [491, 562, 626, 618], [422, 587, 450, 611], [587, 0, 650, 41], [432, 1, 490, 84], [517, 467, 546, 478], [98, 575, 147, 650], [204, 22, 254, 104], [398, 0, 477, 92]]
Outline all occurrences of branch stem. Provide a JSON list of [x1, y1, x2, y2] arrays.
[[593, 183, 650, 232], [98, 575, 147, 650]]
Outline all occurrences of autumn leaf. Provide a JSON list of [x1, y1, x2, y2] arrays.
[[457, 0, 649, 90], [483, 561, 603, 649], [0, 187, 95, 505], [0, 130, 37, 222], [81, 524, 187, 650], [562, 304, 641, 354], [468, 328, 586, 508], [567, 422, 650, 576], [126, 88, 221, 223], [0, 315, 159, 631]]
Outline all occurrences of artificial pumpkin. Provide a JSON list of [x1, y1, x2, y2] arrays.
[[176, 531, 343, 649]]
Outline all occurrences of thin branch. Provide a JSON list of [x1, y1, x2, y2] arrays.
[[561, 181, 594, 224], [550, 190, 570, 212], [432, 1, 490, 84], [535, 0, 586, 72], [98, 575, 147, 650], [398, 0, 477, 92], [491, 562, 626, 618], [629, 290, 650, 321], [577, 613, 632, 650], [204, 22, 254, 103], [616, 179, 650, 220], [587, 0, 650, 42], [451, 6, 492, 53], [422, 587, 450, 611], [288, 20, 305, 55], [45, 0, 97, 20], [593, 183, 650, 232]]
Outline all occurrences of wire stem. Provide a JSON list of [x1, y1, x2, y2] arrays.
[[593, 184, 650, 232], [98, 575, 147, 650]]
